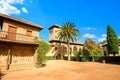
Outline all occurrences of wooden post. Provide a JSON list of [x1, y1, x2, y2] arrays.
[[6, 49, 11, 70]]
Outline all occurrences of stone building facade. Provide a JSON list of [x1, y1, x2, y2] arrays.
[[0, 13, 43, 68], [48, 24, 83, 59]]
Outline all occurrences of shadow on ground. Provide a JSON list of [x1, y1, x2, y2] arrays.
[[0, 70, 6, 80]]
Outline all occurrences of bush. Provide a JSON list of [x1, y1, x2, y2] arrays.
[[36, 40, 51, 67], [45, 56, 56, 60], [82, 50, 90, 62], [93, 56, 120, 65], [74, 50, 83, 61], [63, 56, 76, 61], [103, 56, 120, 64]]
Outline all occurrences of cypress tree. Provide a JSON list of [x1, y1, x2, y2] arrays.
[[107, 24, 119, 56]]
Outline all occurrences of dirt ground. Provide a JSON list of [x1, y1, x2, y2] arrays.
[[1, 60, 120, 80]]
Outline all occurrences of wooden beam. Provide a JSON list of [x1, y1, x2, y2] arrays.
[[6, 48, 11, 70]]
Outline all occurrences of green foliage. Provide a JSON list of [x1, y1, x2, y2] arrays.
[[57, 21, 80, 42], [83, 38, 102, 61], [45, 56, 56, 60], [57, 21, 80, 60], [63, 56, 76, 61], [94, 56, 120, 64], [36, 40, 51, 66], [107, 24, 119, 55], [82, 49, 90, 61], [74, 50, 83, 61]]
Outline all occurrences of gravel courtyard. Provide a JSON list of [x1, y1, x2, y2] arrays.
[[1, 60, 120, 80]]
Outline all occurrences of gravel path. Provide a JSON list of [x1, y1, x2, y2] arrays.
[[1, 60, 120, 80]]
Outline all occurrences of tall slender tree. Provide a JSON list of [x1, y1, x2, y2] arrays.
[[107, 24, 119, 56], [57, 21, 80, 60]]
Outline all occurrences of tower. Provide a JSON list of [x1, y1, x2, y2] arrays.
[[48, 24, 60, 41]]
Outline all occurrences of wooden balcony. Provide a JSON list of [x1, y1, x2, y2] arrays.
[[0, 31, 41, 44]]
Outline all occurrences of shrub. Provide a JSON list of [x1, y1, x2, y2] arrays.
[[36, 40, 51, 67], [82, 49, 90, 62], [74, 50, 83, 61], [45, 56, 56, 60]]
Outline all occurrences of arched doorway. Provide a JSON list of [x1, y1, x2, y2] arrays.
[[73, 46, 77, 53], [62, 46, 67, 55]]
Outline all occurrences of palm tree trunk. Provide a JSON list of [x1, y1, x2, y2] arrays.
[[67, 41, 70, 61], [60, 42, 63, 59]]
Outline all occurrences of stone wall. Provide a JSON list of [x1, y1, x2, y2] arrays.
[[0, 43, 35, 66], [48, 42, 83, 57], [2, 19, 40, 37]]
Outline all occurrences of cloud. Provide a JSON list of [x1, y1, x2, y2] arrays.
[[101, 34, 107, 37], [0, 2, 20, 15], [0, 0, 24, 15], [98, 37, 106, 42], [83, 33, 96, 39], [98, 34, 107, 42], [7, 0, 24, 4], [22, 7, 28, 13], [83, 27, 96, 30]]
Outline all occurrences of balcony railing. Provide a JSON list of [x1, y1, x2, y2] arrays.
[[0, 31, 41, 43]]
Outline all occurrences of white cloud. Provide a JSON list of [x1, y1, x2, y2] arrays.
[[0, 0, 25, 15], [22, 7, 28, 13], [84, 27, 91, 30], [98, 37, 106, 42], [7, 0, 24, 4], [0, 2, 20, 15], [98, 34, 107, 42], [83, 33, 96, 39], [101, 34, 107, 37], [83, 27, 96, 30]]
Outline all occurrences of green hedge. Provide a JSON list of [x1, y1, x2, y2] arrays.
[[102, 56, 120, 64], [63, 56, 76, 61], [45, 56, 56, 61], [63, 56, 120, 64]]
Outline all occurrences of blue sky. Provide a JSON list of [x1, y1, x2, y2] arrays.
[[0, 0, 120, 43]]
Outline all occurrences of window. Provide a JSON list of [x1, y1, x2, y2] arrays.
[[26, 30, 32, 36]]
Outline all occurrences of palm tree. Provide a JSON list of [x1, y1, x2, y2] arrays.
[[57, 21, 80, 61]]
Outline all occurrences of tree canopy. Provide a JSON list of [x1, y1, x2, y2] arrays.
[[107, 24, 119, 56], [83, 38, 102, 61], [57, 21, 80, 60]]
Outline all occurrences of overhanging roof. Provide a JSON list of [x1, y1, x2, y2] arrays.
[[49, 40, 83, 45], [49, 24, 61, 30], [0, 13, 43, 30]]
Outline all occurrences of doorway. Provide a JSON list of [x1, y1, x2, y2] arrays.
[[8, 26, 17, 40]]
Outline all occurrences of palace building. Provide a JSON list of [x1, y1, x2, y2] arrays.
[[48, 24, 83, 59]]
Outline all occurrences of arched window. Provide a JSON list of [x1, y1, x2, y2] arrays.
[[62, 46, 67, 55]]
